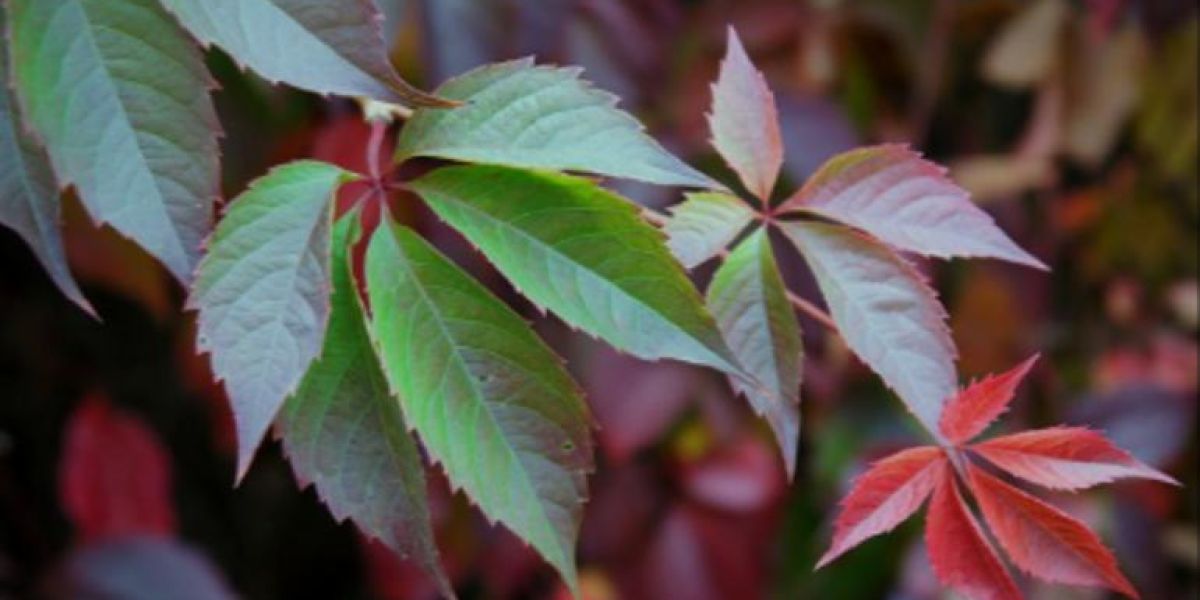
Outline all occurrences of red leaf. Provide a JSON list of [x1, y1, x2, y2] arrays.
[[967, 464, 1139, 598], [780, 145, 1047, 270], [59, 394, 175, 542], [817, 446, 946, 568], [972, 427, 1178, 491], [925, 470, 1022, 600], [939, 355, 1040, 445], [708, 27, 783, 202]]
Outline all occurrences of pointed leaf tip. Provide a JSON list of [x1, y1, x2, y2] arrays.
[[940, 354, 1040, 445], [925, 472, 1023, 600], [709, 27, 784, 202]]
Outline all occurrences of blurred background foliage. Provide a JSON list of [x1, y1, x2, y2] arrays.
[[1, 0, 1196, 598]]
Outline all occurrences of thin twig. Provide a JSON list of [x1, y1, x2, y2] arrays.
[[365, 120, 387, 183], [640, 207, 838, 331]]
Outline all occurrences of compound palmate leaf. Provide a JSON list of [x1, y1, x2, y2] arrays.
[[0, 10, 89, 313], [779, 221, 957, 437], [158, 0, 450, 107], [6, 0, 220, 283], [707, 228, 802, 476], [191, 161, 356, 479], [365, 219, 593, 593], [394, 59, 720, 189], [411, 164, 745, 377], [664, 191, 755, 269], [276, 212, 451, 597]]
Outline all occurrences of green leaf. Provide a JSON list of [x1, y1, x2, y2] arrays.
[[365, 219, 592, 593], [708, 228, 802, 477], [277, 212, 451, 596], [779, 221, 957, 437], [394, 59, 720, 188], [6, 0, 219, 282], [190, 161, 357, 479], [158, 0, 451, 107], [0, 9, 89, 314], [664, 191, 756, 269], [411, 165, 744, 376]]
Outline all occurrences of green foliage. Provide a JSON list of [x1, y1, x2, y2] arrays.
[[6, 0, 219, 282], [394, 59, 719, 188], [276, 213, 451, 596], [664, 191, 755, 269], [365, 219, 592, 592], [412, 164, 744, 377]]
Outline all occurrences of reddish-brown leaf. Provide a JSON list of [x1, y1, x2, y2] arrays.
[[925, 470, 1023, 600], [59, 394, 175, 542], [940, 355, 1040, 445], [967, 464, 1139, 598], [708, 27, 783, 202], [779, 145, 1047, 270], [972, 427, 1178, 491], [817, 446, 946, 568]]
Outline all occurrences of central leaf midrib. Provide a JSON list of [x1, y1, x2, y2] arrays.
[[435, 194, 728, 367], [384, 227, 566, 565]]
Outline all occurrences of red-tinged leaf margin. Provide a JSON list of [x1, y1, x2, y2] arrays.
[[59, 394, 175, 542], [925, 470, 1023, 600], [708, 27, 784, 202], [967, 464, 1140, 599], [778, 145, 1048, 270], [940, 355, 1040, 445], [971, 427, 1178, 491], [817, 446, 946, 568]]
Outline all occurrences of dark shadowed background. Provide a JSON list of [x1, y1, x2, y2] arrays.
[[1, 0, 1196, 598]]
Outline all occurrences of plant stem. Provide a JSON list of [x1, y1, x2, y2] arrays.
[[640, 206, 838, 331]]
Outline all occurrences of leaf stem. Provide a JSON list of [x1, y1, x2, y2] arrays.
[[640, 206, 838, 331]]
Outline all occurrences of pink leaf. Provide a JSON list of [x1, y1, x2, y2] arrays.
[[925, 471, 1023, 600], [967, 464, 1140, 598], [708, 27, 784, 202], [972, 427, 1179, 491], [779, 221, 958, 436], [817, 446, 946, 568], [780, 145, 1047, 270], [59, 394, 175, 542], [940, 355, 1040, 445]]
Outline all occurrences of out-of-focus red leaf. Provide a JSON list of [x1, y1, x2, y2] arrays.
[[817, 446, 945, 568], [360, 537, 443, 600], [971, 427, 1177, 491], [1091, 333, 1199, 394], [781, 145, 1047, 270], [59, 395, 175, 542], [708, 27, 783, 201], [925, 471, 1022, 600], [579, 464, 666, 562], [681, 435, 784, 513], [967, 464, 1140, 598], [636, 507, 720, 600], [939, 355, 1040, 445]]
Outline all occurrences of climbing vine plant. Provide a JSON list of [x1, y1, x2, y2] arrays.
[[0, 1, 1175, 598]]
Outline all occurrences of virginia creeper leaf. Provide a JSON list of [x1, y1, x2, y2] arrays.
[[0, 13, 89, 313], [157, 0, 451, 107], [779, 221, 958, 437], [276, 212, 451, 596], [190, 161, 356, 480], [365, 219, 593, 593], [664, 192, 755, 269], [779, 145, 1047, 270], [6, 0, 220, 283], [412, 165, 745, 377], [925, 472, 1023, 600], [709, 27, 783, 202], [60, 395, 175, 542], [394, 59, 720, 189], [967, 464, 1139, 598], [707, 228, 802, 476], [817, 446, 945, 568], [940, 355, 1040, 445], [972, 427, 1177, 491]]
